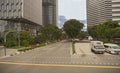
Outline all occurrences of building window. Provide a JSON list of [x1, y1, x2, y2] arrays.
[[6, 3, 9, 6], [16, 2, 19, 5], [1, 3, 4, 6], [20, 2, 22, 5], [11, 3, 14, 5], [9, 10, 12, 12], [13, 9, 16, 12]]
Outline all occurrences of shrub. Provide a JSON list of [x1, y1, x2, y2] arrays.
[[5, 40, 17, 47], [5, 32, 17, 47], [21, 40, 29, 47], [0, 37, 3, 45]]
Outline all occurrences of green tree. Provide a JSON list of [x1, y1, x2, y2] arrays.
[[103, 21, 119, 28], [34, 34, 46, 44], [41, 24, 62, 42], [112, 28, 120, 38], [88, 21, 120, 42], [78, 31, 88, 39], [20, 31, 31, 47], [63, 19, 84, 39], [6, 32, 17, 47]]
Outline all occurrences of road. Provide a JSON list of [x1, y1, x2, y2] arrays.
[[0, 64, 120, 73], [0, 40, 72, 64], [0, 40, 120, 73]]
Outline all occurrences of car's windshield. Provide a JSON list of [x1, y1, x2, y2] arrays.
[[112, 46, 120, 49], [95, 45, 104, 49]]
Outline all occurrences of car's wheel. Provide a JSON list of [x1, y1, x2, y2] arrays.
[[109, 51, 112, 54], [106, 50, 110, 53], [91, 49, 94, 52]]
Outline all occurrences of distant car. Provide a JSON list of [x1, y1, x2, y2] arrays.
[[104, 43, 120, 55], [90, 41, 105, 54], [88, 36, 93, 41]]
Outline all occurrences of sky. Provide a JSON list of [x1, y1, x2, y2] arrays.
[[58, 0, 86, 20]]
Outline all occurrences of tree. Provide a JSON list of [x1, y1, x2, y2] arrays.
[[78, 31, 88, 39], [103, 21, 119, 28], [41, 24, 62, 42], [5, 32, 18, 47], [88, 21, 120, 42], [20, 31, 31, 47], [34, 34, 46, 44], [63, 19, 84, 39], [112, 28, 120, 38]]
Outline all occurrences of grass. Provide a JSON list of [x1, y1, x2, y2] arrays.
[[18, 43, 46, 52], [18, 47, 31, 52], [72, 41, 76, 54]]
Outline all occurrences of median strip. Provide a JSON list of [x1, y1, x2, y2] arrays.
[[0, 62, 120, 69]]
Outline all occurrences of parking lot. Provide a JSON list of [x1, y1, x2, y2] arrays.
[[73, 42, 120, 66], [75, 42, 113, 55]]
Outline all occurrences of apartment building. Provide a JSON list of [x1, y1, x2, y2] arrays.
[[112, 0, 120, 24], [87, 0, 112, 26]]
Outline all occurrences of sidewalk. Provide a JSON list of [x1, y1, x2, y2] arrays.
[[0, 46, 17, 57]]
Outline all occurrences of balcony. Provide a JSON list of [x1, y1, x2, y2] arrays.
[[112, 9, 120, 11], [112, 14, 120, 16], [112, 4, 120, 7]]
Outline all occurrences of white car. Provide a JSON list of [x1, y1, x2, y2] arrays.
[[104, 43, 120, 55], [90, 41, 105, 54]]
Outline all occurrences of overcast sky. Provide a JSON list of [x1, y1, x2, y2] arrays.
[[58, 0, 86, 20]]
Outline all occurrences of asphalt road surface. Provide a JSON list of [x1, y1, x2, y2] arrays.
[[0, 64, 120, 73], [0, 40, 120, 73]]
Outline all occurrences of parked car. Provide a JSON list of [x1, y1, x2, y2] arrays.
[[104, 43, 120, 55], [90, 41, 105, 54]]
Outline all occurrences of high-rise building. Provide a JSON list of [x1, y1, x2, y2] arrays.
[[42, 0, 58, 25], [0, 0, 58, 36], [0, 0, 43, 35], [112, 0, 120, 24], [87, 0, 112, 26]]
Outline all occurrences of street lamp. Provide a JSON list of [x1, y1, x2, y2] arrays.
[[4, 30, 10, 56], [17, 22, 21, 48]]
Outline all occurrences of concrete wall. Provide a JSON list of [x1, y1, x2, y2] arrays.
[[23, 0, 43, 25]]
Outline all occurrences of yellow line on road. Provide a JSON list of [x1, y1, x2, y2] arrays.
[[0, 62, 120, 69]]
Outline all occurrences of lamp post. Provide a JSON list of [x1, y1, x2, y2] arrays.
[[4, 31, 9, 56], [4, 32, 7, 56], [17, 21, 21, 48]]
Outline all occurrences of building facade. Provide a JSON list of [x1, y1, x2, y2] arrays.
[[87, 0, 112, 26], [0, 0, 58, 36], [42, 0, 58, 25], [112, 0, 120, 24], [0, 0, 43, 36]]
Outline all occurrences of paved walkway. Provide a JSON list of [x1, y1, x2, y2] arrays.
[[0, 46, 17, 57]]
